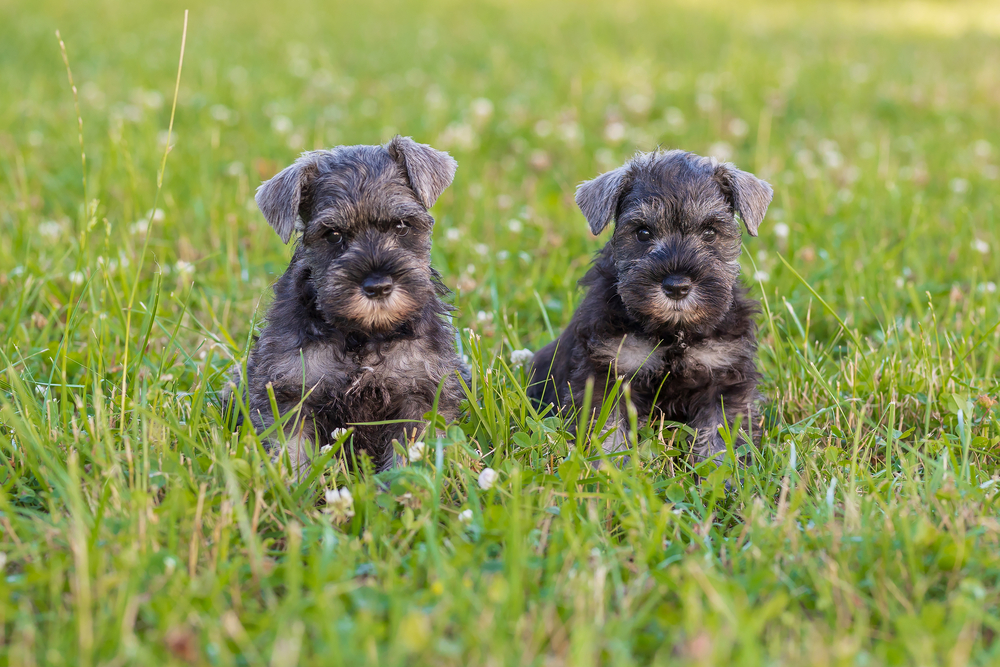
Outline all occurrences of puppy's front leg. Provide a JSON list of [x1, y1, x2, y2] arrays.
[[689, 399, 755, 466]]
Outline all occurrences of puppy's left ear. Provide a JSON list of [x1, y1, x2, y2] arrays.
[[386, 136, 458, 209], [256, 151, 324, 244], [715, 164, 773, 237], [575, 164, 630, 235]]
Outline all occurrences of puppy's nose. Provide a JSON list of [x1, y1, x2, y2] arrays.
[[662, 274, 692, 300], [361, 273, 394, 299]]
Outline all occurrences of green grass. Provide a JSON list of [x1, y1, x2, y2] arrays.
[[2, 0, 1000, 664]]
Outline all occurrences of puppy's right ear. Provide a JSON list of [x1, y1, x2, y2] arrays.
[[575, 165, 630, 235], [255, 152, 323, 244]]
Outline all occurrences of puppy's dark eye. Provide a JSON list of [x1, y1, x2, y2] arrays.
[[326, 229, 344, 245], [701, 229, 717, 243], [636, 227, 652, 243], [395, 221, 410, 237]]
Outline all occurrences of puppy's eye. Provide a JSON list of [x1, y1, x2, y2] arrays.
[[395, 221, 410, 237], [636, 227, 652, 243], [701, 229, 717, 243], [325, 229, 344, 245]]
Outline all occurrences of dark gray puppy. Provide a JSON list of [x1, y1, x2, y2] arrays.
[[527, 149, 772, 464], [232, 136, 467, 473]]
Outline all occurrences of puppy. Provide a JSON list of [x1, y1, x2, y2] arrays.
[[232, 136, 468, 473], [527, 149, 772, 465]]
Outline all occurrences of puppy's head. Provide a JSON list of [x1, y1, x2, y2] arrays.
[[256, 136, 457, 332], [576, 150, 772, 333]]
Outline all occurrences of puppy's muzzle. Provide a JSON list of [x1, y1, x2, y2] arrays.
[[661, 274, 693, 300], [361, 273, 394, 300]]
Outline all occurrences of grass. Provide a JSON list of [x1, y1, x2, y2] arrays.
[[2, 0, 1000, 664]]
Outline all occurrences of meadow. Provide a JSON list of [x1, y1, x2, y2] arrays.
[[2, 0, 1000, 664]]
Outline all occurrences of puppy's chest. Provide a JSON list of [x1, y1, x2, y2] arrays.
[[591, 333, 746, 384]]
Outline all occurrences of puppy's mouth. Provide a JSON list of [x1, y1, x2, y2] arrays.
[[617, 269, 733, 332], [316, 264, 431, 332]]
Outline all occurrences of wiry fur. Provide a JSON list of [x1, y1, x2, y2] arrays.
[[527, 150, 772, 464], [230, 136, 467, 473]]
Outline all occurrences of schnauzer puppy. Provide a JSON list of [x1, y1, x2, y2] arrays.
[[232, 136, 468, 472], [527, 149, 772, 465]]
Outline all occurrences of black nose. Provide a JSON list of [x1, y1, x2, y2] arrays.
[[361, 274, 394, 299], [662, 274, 692, 300]]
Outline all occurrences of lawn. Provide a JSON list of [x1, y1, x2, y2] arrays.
[[2, 0, 1000, 664]]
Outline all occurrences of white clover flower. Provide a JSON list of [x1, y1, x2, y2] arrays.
[[408, 440, 427, 462], [476, 310, 491, 323], [458, 509, 473, 525], [752, 270, 770, 283], [175, 260, 194, 275], [478, 468, 498, 490], [324, 487, 355, 522], [474, 243, 489, 256], [319, 444, 333, 455], [950, 178, 970, 194], [708, 141, 733, 162], [271, 115, 294, 134], [728, 118, 749, 138], [972, 238, 990, 255], [773, 222, 790, 239], [39, 221, 63, 239], [470, 97, 494, 123], [331, 427, 348, 440], [603, 121, 626, 143], [664, 107, 685, 131], [446, 228, 461, 241], [507, 219, 523, 233], [209, 104, 232, 122], [68, 271, 85, 286], [510, 348, 533, 368]]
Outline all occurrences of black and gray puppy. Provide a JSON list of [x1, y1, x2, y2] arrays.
[[233, 136, 467, 472], [527, 150, 772, 464]]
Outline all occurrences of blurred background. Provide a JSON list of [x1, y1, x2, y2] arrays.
[[1, 0, 999, 407]]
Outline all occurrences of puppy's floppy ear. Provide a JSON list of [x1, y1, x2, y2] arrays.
[[715, 163, 773, 237], [255, 151, 324, 244], [386, 135, 457, 209], [575, 165, 630, 235]]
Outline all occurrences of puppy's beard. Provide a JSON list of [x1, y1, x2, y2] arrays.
[[619, 280, 732, 331], [341, 289, 419, 331]]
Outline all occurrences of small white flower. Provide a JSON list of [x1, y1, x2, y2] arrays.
[[445, 228, 461, 241], [175, 260, 194, 275], [773, 222, 790, 239], [497, 250, 510, 261], [319, 444, 332, 455], [664, 107, 685, 131], [324, 487, 355, 522], [331, 427, 348, 440], [475, 243, 489, 256], [478, 467, 498, 490], [603, 121, 626, 143], [507, 219, 523, 233], [458, 509, 473, 525], [68, 271, 85, 286], [470, 97, 494, 123], [753, 270, 770, 283], [977, 281, 997, 293], [510, 348, 534, 368], [225, 161, 245, 176], [210, 104, 232, 122], [708, 141, 733, 162], [728, 118, 749, 138], [476, 310, 492, 323], [271, 115, 294, 134], [950, 178, 970, 194], [534, 119, 552, 137], [972, 238, 990, 255], [39, 220, 63, 239], [408, 440, 427, 462]]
